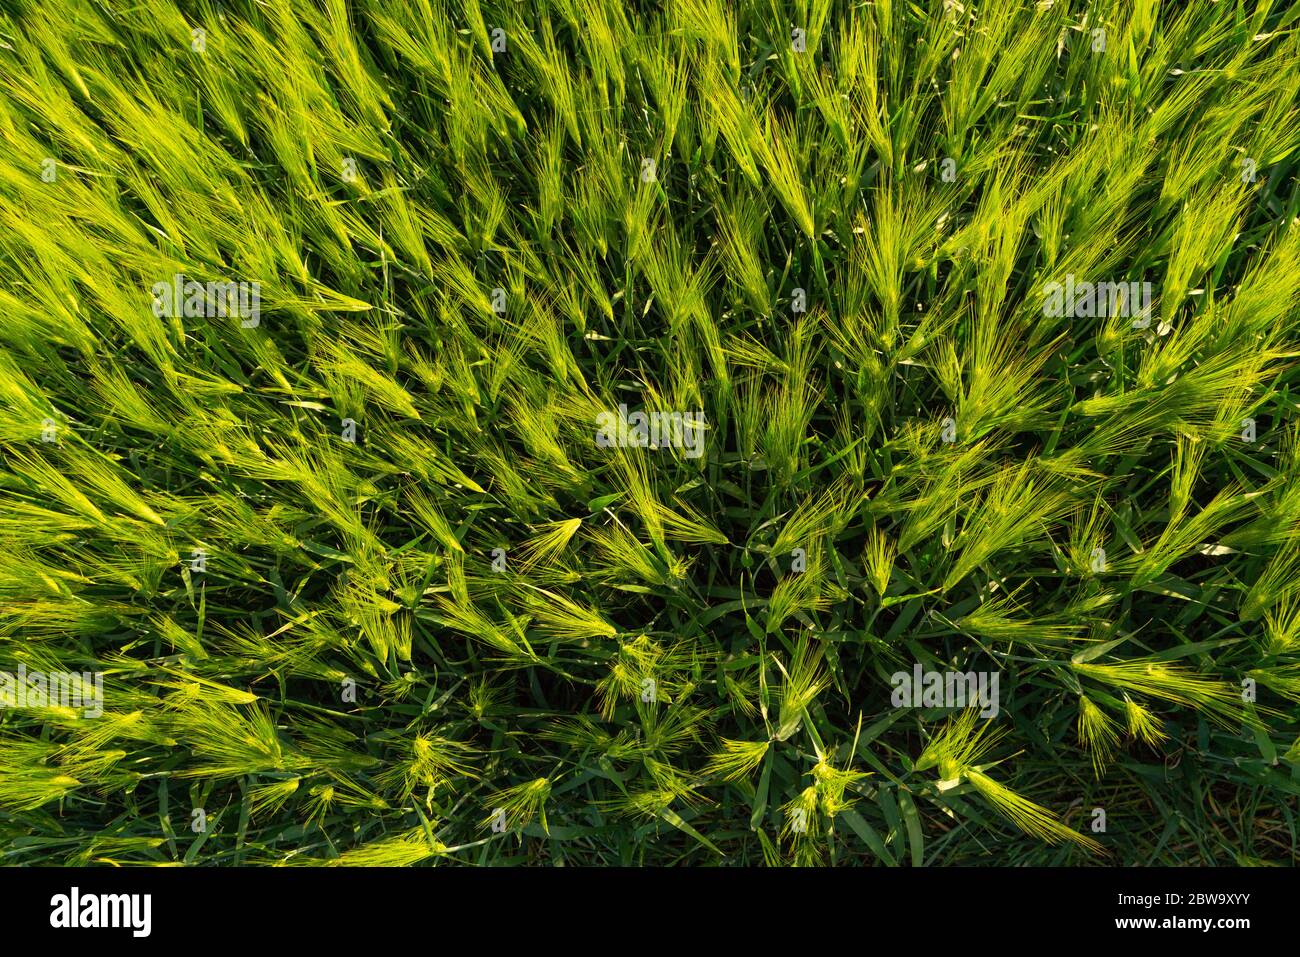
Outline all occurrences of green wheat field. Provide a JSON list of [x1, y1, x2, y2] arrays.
[[1, 0, 1299, 867]]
